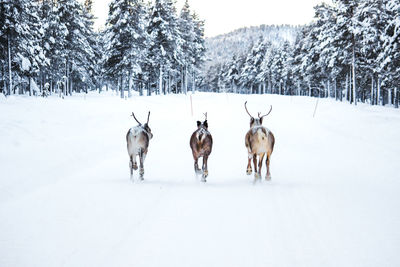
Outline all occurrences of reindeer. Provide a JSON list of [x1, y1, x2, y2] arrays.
[[190, 113, 213, 182], [244, 101, 275, 181], [126, 111, 153, 181]]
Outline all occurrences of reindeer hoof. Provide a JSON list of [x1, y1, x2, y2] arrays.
[[195, 169, 202, 175], [133, 163, 138, 170], [201, 177, 207, 183], [266, 174, 271, 181], [246, 169, 252, 175], [203, 170, 208, 178], [254, 173, 260, 179]]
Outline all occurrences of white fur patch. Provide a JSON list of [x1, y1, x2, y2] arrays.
[[127, 126, 147, 156], [252, 126, 269, 138], [196, 128, 209, 141], [130, 126, 145, 137]]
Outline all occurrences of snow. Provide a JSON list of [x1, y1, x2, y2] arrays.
[[21, 56, 31, 71], [30, 78, 40, 93], [0, 92, 399, 267]]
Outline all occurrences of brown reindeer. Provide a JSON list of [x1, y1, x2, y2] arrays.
[[126, 112, 153, 181], [244, 101, 275, 181], [190, 113, 213, 182]]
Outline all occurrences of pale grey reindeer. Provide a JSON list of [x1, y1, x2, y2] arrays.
[[244, 101, 275, 181], [126, 112, 153, 180]]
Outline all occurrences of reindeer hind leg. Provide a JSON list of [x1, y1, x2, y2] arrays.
[[266, 152, 272, 181], [202, 155, 209, 182], [129, 156, 134, 180], [247, 154, 253, 175], [253, 154, 260, 179], [139, 149, 145, 180], [258, 153, 265, 179], [194, 155, 201, 174]]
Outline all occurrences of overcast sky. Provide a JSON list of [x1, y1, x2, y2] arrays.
[[89, 0, 329, 37]]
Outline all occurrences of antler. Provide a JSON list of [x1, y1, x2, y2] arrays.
[[258, 106, 272, 119], [203, 112, 207, 121], [244, 101, 253, 118], [131, 112, 142, 125], [146, 111, 150, 124]]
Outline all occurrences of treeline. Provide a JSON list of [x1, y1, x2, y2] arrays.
[[200, 0, 400, 108], [0, 0, 205, 97], [205, 24, 299, 67]]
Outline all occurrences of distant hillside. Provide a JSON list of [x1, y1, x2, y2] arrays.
[[204, 24, 301, 67]]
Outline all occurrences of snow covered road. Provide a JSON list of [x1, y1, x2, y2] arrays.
[[1, 92, 399, 267]]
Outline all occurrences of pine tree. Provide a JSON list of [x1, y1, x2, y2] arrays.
[[191, 11, 205, 92], [147, 0, 182, 95], [376, 0, 400, 106], [1, 0, 46, 95], [104, 0, 148, 97], [179, 0, 195, 93]]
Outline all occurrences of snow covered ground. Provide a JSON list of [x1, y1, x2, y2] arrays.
[[0, 91, 399, 267]]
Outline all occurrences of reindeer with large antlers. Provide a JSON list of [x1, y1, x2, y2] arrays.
[[244, 101, 275, 181], [126, 111, 153, 181], [190, 113, 213, 182]]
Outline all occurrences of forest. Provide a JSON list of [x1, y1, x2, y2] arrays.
[[1, 0, 399, 107], [201, 0, 400, 108], [0, 0, 205, 97]]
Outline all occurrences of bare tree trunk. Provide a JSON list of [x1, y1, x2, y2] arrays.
[[377, 76, 381, 106], [128, 69, 132, 98], [192, 71, 195, 93], [8, 35, 12, 95], [29, 77, 33, 96], [3, 64, 6, 94], [283, 80, 286, 95], [268, 75, 271, 94], [180, 67, 184, 94], [308, 81, 312, 97], [65, 59, 68, 96], [345, 72, 349, 102], [159, 65, 163, 95], [40, 70, 43, 94], [334, 77, 337, 100], [63, 62, 67, 97], [120, 74, 124, 99], [349, 71, 353, 104], [184, 65, 188, 94], [352, 39, 357, 105], [394, 87, 398, 108], [262, 81, 266, 94], [388, 88, 392, 106], [370, 74, 374, 105], [297, 80, 300, 96], [327, 79, 330, 98], [70, 76, 73, 95], [168, 73, 171, 94]]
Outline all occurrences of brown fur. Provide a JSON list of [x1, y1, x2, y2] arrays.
[[190, 121, 213, 181], [244, 102, 275, 180], [245, 127, 275, 180]]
